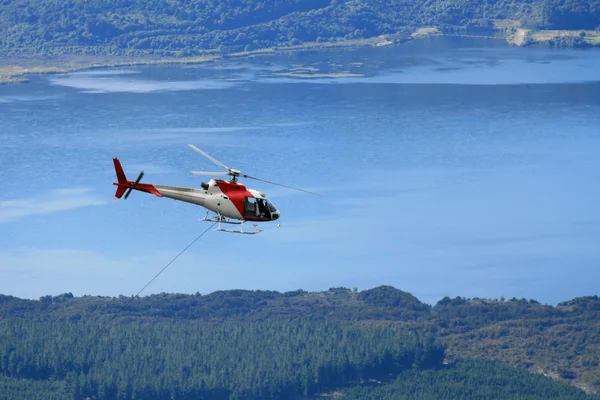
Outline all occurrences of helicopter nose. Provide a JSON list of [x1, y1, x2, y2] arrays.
[[272, 211, 280, 220]]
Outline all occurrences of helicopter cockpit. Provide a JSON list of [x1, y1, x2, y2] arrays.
[[244, 196, 279, 221]]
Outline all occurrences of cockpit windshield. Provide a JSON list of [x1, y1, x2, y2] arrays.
[[266, 199, 277, 213], [256, 198, 277, 214], [244, 197, 278, 220]]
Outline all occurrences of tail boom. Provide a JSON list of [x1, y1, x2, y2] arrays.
[[113, 182, 163, 198]]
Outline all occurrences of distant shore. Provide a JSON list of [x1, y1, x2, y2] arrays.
[[1, 27, 599, 86], [0, 36, 403, 85]]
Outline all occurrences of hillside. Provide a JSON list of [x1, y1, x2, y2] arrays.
[[1, 0, 599, 58], [340, 359, 600, 400], [1, 286, 600, 399], [435, 295, 600, 394]]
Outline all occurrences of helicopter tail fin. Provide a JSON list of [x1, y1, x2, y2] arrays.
[[113, 158, 129, 199]]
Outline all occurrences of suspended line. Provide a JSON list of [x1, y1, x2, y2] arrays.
[[39, 222, 216, 399]]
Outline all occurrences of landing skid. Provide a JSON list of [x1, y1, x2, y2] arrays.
[[201, 212, 263, 235], [202, 215, 242, 224], [216, 225, 262, 235]]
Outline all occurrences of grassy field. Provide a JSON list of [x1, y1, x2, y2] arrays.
[[530, 29, 600, 45], [584, 34, 600, 45], [505, 28, 600, 47], [0, 53, 227, 85], [493, 19, 521, 29], [411, 27, 441, 38]]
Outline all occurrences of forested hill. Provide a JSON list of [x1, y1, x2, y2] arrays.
[[1, 285, 600, 399], [0, 285, 432, 321], [1, 0, 600, 57]]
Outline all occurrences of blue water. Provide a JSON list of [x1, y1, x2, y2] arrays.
[[1, 37, 599, 305]]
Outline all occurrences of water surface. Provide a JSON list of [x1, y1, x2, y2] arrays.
[[1, 37, 599, 304]]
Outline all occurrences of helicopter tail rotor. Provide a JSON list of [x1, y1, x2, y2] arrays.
[[123, 171, 144, 199], [112, 158, 147, 199]]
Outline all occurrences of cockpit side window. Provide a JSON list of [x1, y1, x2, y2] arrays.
[[244, 197, 256, 213], [257, 199, 268, 214], [244, 197, 271, 219]]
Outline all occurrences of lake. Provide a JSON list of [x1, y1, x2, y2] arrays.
[[1, 37, 599, 305]]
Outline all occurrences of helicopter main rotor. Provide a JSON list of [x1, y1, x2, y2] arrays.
[[188, 144, 322, 196]]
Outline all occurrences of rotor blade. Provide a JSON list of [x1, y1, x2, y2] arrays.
[[243, 174, 323, 196], [133, 171, 144, 185], [188, 144, 230, 171], [190, 171, 230, 176], [124, 171, 144, 200]]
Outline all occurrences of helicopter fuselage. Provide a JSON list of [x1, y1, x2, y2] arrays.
[[112, 158, 280, 223], [155, 179, 280, 222]]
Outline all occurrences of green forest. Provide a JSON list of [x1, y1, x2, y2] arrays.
[[1, 286, 600, 399], [1, 0, 600, 57], [340, 359, 600, 399]]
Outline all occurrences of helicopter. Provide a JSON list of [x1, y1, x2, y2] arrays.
[[112, 144, 321, 234]]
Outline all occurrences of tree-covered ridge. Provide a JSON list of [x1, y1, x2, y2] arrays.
[[440, 304, 600, 393], [434, 294, 600, 394], [0, 286, 431, 322], [1, 0, 599, 56], [433, 295, 560, 333]]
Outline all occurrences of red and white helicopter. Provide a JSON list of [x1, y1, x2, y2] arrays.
[[112, 144, 321, 234]]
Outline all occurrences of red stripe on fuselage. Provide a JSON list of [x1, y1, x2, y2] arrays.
[[215, 180, 253, 219]]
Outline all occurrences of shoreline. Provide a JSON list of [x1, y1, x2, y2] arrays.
[[0, 36, 404, 85], [1, 28, 599, 86]]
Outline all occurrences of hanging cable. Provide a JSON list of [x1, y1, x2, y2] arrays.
[[38, 222, 216, 399]]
